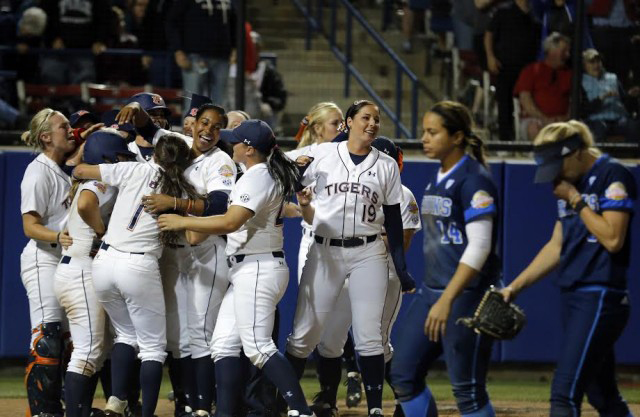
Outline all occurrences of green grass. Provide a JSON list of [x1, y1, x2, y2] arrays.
[[1, 367, 638, 404]]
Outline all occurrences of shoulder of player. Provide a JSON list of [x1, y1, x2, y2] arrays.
[[24, 155, 65, 184], [596, 157, 637, 195]]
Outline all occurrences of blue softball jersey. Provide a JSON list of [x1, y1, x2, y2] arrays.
[[556, 155, 637, 290], [421, 155, 501, 289]]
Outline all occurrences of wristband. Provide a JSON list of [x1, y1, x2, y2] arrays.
[[574, 199, 588, 213], [72, 128, 86, 145], [569, 193, 582, 207], [56, 232, 61, 244]]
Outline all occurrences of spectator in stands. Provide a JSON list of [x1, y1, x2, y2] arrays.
[[485, 0, 540, 141], [225, 22, 262, 119], [514, 32, 572, 140], [251, 31, 287, 134], [588, 0, 639, 87], [14, 7, 47, 83], [41, 0, 111, 85], [531, 0, 593, 59], [401, 0, 428, 53], [580, 48, 640, 142], [167, 0, 236, 107]]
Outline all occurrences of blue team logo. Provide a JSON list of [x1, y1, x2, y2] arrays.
[[605, 182, 627, 201], [470, 190, 494, 209]]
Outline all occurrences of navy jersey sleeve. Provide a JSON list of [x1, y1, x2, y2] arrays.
[[460, 174, 498, 223], [599, 165, 637, 212]]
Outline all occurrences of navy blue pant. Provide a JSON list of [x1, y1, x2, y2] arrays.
[[550, 287, 631, 417], [390, 285, 493, 414]]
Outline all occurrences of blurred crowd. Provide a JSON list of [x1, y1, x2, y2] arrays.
[[0, 0, 287, 133]]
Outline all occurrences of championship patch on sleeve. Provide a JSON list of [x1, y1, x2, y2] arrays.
[[604, 182, 628, 201], [219, 164, 234, 178], [470, 190, 494, 209], [93, 181, 107, 194], [240, 193, 250, 203], [408, 199, 420, 223]]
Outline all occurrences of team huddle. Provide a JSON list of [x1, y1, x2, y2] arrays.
[[19, 92, 637, 417]]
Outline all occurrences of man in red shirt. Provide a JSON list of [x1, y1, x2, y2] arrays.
[[514, 32, 572, 140]]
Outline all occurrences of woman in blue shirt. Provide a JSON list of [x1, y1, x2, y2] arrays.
[[503, 120, 636, 417]]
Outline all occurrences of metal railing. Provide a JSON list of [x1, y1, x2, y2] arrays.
[[291, 0, 435, 138]]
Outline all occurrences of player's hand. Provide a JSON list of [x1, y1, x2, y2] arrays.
[[295, 155, 314, 167], [553, 179, 579, 203], [400, 272, 416, 294], [157, 214, 186, 231], [58, 231, 73, 249], [296, 187, 313, 207], [80, 123, 105, 140], [116, 103, 142, 125], [175, 50, 191, 70], [142, 194, 174, 214], [499, 286, 517, 303], [424, 296, 452, 342]]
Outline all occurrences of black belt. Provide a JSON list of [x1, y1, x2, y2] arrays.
[[314, 234, 377, 248], [100, 242, 145, 255], [226, 251, 285, 267], [50, 243, 58, 248], [61, 255, 71, 264]]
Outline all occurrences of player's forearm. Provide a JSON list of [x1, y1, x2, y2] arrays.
[[78, 207, 105, 237], [23, 222, 59, 243], [577, 209, 628, 253], [440, 263, 479, 304], [73, 164, 102, 181], [510, 241, 560, 294], [300, 204, 314, 225], [180, 214, 238, 235]]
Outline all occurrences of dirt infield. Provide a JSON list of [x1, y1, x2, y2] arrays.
[[1, 398, 638, 417]]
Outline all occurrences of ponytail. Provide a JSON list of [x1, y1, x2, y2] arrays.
[[154, 135, 203, 246], [22, 108, 57, 151], [466, 133, 487, 168], [264, 146, 299, 201]]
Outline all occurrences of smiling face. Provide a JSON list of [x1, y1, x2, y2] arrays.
[[420, 111, 461, 161], [192, 109, 224, 155], [315, 109, 344, 143], [41, 112, 76, 155], [148, 108, 169, 129], [347, 104, 380, 146]]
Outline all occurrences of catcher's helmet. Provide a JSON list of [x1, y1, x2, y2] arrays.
[[83, 131, 137, 165], [127, 92, 170, 117]]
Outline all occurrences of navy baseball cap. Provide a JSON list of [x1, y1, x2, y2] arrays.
[[184, 93, 212, 119], [127, 92, 170, 116], [226, 120, 276, 154], [372, 136, 400, 163], [101, 109, 136, 135], [69, 110, 100, 128], [533, 134, 584, 183], [83, 131, 137, 165]]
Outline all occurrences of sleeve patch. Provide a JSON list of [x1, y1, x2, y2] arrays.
[[470, 190, 494, 209], [93, 181, 107, 194], [240, 193, 251, 203], [604, 182, 628, 201], [219, 164, 235, 178]]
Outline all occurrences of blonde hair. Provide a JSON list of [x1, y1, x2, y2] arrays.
[[21, 108, 60, 151], [298, 102, 343, 148], [534, 120, 602, 157]]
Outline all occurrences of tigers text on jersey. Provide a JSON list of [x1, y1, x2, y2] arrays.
[[99, 161, 165, 258], [225, 163, 285, 256], [63, 181, 117, 258], [20, 154, 71, 248], [556, 155, 637, 289], [300, 142, 403, 238], [421, 155, 500, 289]]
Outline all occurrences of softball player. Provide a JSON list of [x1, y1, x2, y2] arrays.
[[73, 135, 200, 417], [54, 130, 136, 416], [133, 103, 236, 416], [19, 108, 86, 416], [183, 93, 213, 137], [501, 121, 636, 417], [286, 100, 415, 416], [126, 93, 171, 162], [301, 136, 421, 417], [157, 120, 314, 417], [389, 101, 500, 417]]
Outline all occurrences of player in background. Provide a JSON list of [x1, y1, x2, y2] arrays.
[[126, 93, 171, 162], [500, 121, 636, 417], [73, 135, 200, 417], [123, 102, 236, 417], [19, 108, 95, 417], [389, 101, 500, 417], [226, 110, 251, 129], [54, 130, 136, 416], [69, 110, 101, 130], [183, 93, 213, 137], [157, 120, 314, 417], [286, 100, 415, 416]]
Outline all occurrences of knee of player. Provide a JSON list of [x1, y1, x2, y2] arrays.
[[67, 359, 98, 377], [244, 344, 278, 369], [316, 343, 343, 359], [353, 340, 384, 357], [138, 350, 168, 364]]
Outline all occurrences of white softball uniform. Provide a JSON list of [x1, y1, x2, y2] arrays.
[[128, 141, 155, 163], [162, 146, 236, 359], [92, 161, 167, 363], [210, 163, 287, 368], [54, 181, 117, 376], [287, 142, 403, 359], [20, 153, 71, 341], [313, 185, 421, 361]]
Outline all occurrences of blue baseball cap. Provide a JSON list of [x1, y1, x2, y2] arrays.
[[83, 131, 137, 165], [533, 134, 584, 183], [372, 136, 400, 163], [69, 110, 100, 128], [127, 92, 170, 117], [101, 109, 136, 135], [226, 120, 276, 154], [185, 93, 213, 119]]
